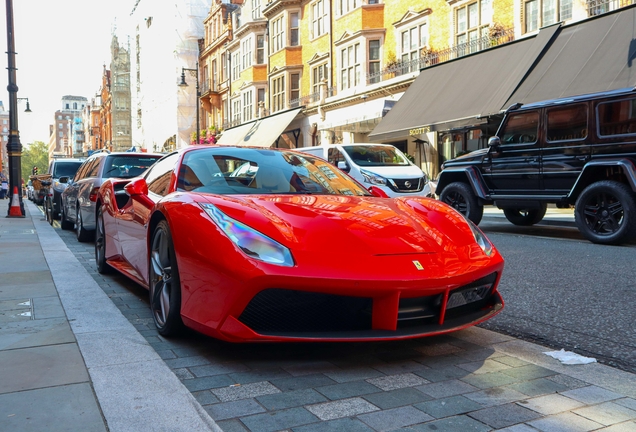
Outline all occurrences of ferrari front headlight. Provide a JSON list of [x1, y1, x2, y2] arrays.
[[467, 219, 494, 257], [200, 203, 294, 267]]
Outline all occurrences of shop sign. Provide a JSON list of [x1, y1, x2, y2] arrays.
[[409, 126, 430, 136]]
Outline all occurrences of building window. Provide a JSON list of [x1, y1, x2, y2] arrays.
[[271, 16, 284, 52], [272, 75, 285, 112], [58, 123, 63, 129], [59, 131, 63, 137], [232, 51, 240, 79], [369, 40, 381, 84], [73, 102, 78, 109], [401, 24, 428, 69], [455, 0, 492, 54], [256, 35, 265, 64], [338, 0, 358, 16], [243, 90, 253, 122], [290, 12, 299, 46], [312, 0, 327, 38], [222, 52, 228, 81], [340, 43, 360, 90], [252, 0, 261, 19], [233, 99, 241, 124], [290, 73, 300, 107], [242, 38, 252, 70], [312, 63, 328, 94], [212, 59, 217, 91], [524, 0, 572, 33]]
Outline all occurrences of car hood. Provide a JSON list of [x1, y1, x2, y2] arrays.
[[358, 165, 425, 179], [199, 194, 476, 257]]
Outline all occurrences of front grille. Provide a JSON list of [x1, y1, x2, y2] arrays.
[[239, 289, 373, 333], [444, 273, 498, 320], [388, 177, 424, 193]]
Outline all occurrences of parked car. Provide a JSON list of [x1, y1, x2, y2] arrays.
[[298, 143, 433, 198], [435, 87, 636, 245], [44, 157, 84, 222], [61, 150, 162, 241], [95, 146, 504, 341], [26, 180, 34, 201]]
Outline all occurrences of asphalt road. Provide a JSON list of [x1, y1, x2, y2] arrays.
[[477, 216, 636, 375], [45, 205, 636, 376]]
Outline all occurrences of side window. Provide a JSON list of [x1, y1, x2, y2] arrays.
[[74, 162, 90, 181], [86, 159, 101, 178], [327, 148, 345, 166], [500, 111, 539, 144], [146, 153, 179, 197], [597, 97, 636, 136], [546, 104, 588, 143]]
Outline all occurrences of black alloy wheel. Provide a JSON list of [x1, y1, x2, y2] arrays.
[[149, 220, 184, 336], [95, 206, 112, 274], [575, 180, 636, 245], [75, 207, 92, 242], [503, 203, 547, 226], [60, 204, 73, 230], [439, 181, 484, 225]]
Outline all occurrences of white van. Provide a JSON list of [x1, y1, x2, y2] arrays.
[[298, 143, 432, 198]]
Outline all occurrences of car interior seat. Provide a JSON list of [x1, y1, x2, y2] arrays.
[[253, 165, 290, 193]]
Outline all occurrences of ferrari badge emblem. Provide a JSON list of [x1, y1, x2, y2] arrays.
[[412, 260, 424, 270]]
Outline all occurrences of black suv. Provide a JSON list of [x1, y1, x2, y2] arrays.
[[436, 88, 636, 245], [44, 157, 84, 222]]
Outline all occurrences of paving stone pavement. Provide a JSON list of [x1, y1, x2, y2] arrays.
[[4, 200, 636, 431]]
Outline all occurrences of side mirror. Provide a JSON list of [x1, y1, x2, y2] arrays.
[[337, 161, 350, 172], [368, 186, 389, 198], [58, 176, 69, 184], [488, 136, 501, 148], [124, 177, 149, 196]]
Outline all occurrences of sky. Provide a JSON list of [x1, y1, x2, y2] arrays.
[[0, 0, 132, 146]]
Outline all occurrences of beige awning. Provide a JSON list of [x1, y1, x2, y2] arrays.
[[217, 108, 303, 147]]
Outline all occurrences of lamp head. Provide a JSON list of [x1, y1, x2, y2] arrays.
[[179, 69, 188, 87], [24, 101, 32, 112]]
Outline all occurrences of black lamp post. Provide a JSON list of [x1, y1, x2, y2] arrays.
[[5, 0, 27, 217], [179, 62, 200, 145]]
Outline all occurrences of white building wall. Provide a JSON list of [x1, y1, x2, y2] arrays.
[[127, 0, 211, 152]]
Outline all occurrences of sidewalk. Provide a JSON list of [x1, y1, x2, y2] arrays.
[[0, 200, 220, 432], [1, 199, 635, 431]]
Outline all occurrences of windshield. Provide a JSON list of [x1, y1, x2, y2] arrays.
[[102, 156, 162, 179], [342, 145, 411, 167], [53, 161, 83, 178], [176, 148, 371, 196]]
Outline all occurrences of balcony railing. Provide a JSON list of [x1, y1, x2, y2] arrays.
[[367, 27, 515, 85], [587, 0, 634, 15], [289, 86, 336, 108]]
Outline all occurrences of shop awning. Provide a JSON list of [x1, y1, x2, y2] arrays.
[[368, 25, 560, 142], [319, 99, 397, 132], [504, 5, 636, 106], [217, 108, 303, 147]]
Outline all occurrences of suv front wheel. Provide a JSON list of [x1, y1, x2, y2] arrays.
[[503, 203, 547, 226], [575, 180, 636, 245], [439, 182, 484, 225]]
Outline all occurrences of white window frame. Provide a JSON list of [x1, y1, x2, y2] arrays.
[[339, 43, 361, 91], [271, 75, 285, 113], [271, 16, 284, 52], [311, 63, 329, 95], [311, 0, 328, 39], [523, 0, 572, 33], [242, 38, 253, 70], [232, 51, 241, 79], [290, 12, 300, 46], [243, 90, 254, 122], [337, 0, 358, 16], [454, 0, 492, 53], [256, 35, 265, 64], [252, 0, 262, 20]]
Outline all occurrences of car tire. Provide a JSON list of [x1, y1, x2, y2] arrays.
[[60, 204, 73, 230], [439, 182, 484, 225], [95, 207, 113, 274], [53, 194, 61, 220], [76, 207, 93, 242], [575, 180, 636, 245], [503, 203, 547, 226], [149, 220, 184, 336]]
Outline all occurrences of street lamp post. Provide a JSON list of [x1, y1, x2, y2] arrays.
[[5, 0, 26, 217], [179, 62, 200, 145]]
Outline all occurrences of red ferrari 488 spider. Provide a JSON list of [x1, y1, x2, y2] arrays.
[[96, 145, 504, 342]]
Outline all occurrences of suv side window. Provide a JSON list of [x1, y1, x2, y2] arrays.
[[74, 161, 90, 181], [546, 104, 588, 143], [597, 97, 636, 136], [86, 158, 101, 178], [500, 111, 539, 145]]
